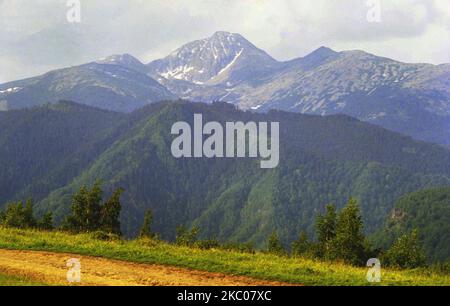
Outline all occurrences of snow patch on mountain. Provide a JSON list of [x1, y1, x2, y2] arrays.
[[217, 49, 243, 76], [147, 31, 277, 85], [0, 87, 22, 94]]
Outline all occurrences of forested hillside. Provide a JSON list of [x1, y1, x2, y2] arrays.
[[0, 101, 448, 247], [373, 187, 450, 262]]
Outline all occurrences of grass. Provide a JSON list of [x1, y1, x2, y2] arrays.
[[0, 227, 448, 286], [0, 273, 47, 286]]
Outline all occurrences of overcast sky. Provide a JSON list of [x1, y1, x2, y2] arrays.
[[1, 0, 449, 83]]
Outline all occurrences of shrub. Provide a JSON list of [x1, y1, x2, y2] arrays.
[[384, 230, 426, 269], [91, 230, 120, 241], [196, 239, 221, 250], [221, 241, 255, 254], [267, 231, 285, 255], [291, 232, 312, 258], [176, 225, 199, 246], [139, 209, 154, 238]]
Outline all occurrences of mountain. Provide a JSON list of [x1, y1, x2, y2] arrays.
[[0, 101, 448, 247], [0, 60, 176, 112], [236, 50, 450, 147], [0, 101, 126, 204], [1, 31, 449, 146], [147, 31, 279, 86], [373, 187, 450, 262], [147, 33, 450, 146], [97, 54, 148, 74]]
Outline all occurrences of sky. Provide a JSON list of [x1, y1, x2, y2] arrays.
[[0, 0, 449, 83]]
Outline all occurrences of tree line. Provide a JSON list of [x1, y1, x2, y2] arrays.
[[268, 198, 426, 268], [0, 182, 427, 269]]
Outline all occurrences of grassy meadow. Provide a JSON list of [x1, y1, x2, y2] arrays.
[[0, 273, 47, 286], [0, 227, 448, 286]]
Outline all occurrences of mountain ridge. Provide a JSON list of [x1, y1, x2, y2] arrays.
[[1, 100, 448, 246], [1, 31, 449, 146]]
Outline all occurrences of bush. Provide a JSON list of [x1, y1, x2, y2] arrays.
[[139, 210, 154, 238], [267, 231, 285, 255], [38, 212, 54, 231], [195, 239, 221, 250], [91, 230, 120, 241], [384, 230, 426, 269], [428, 260, 450, 275], [291, 232, 312, 258], [221, 242, 255, 254], [176, 225, 199, 246]]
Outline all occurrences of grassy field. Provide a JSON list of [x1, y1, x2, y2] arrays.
[[0, 227, 448, 286], [0, 273, 47, 286]]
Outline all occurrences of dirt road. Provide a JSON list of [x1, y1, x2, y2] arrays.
[[0, 249, 289, 286]]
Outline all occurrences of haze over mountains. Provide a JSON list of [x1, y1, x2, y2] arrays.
[[0, 31, 449, 146]]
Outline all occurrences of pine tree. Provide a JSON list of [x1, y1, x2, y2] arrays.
[[100, 188, 124, 235], [140, 209, 154, 238], [1, 200, 37, 229], [66, 185, 89, 232], [8, 201, 24, 228], [332, 198, 366, 265], [38, 212, 54, 230], [64, 182, 115, 233], [316, 204, 337, 257], [23, 199, 37, 228], [176, 225, 199, 246], [85, 180, 103, 231], [267, 231, 285, 255], [291, 231, 311, 257]]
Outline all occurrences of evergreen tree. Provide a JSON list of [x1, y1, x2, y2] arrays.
[[139, 209, 154, 238], [101, 188, 124, 235], [0, 200, 37, 229], [23, 199, 36, 228], [267, 231, 285, 255], [176, 225, 199, 246], [38, 212, 54, 230], [63, 182, 124, 235], [291, 231, 311, 257], [65, 185, 89, 232], [384, 229, 426, 268], [316, 204, 337, 257], [332, 198, 366, 265], [85, 180, 103, 231], [2, 202, 22, 228]]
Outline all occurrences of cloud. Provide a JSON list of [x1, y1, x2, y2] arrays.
[[0, 0, 449, 83]]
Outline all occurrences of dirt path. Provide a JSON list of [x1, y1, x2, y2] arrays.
[[0, 249, 289, 286]]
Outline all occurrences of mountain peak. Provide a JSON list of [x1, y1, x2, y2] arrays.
[[293, 46, 339, 70], [210, 31, 245, 41], [315, 46, 336, 54], [305, 46, 338, 59], [147, 32, 277, 84], [97, 54, 146, 72]]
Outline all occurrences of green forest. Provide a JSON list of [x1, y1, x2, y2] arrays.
[[2, 181, 444, 270], [0, 101, 449, 260]]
